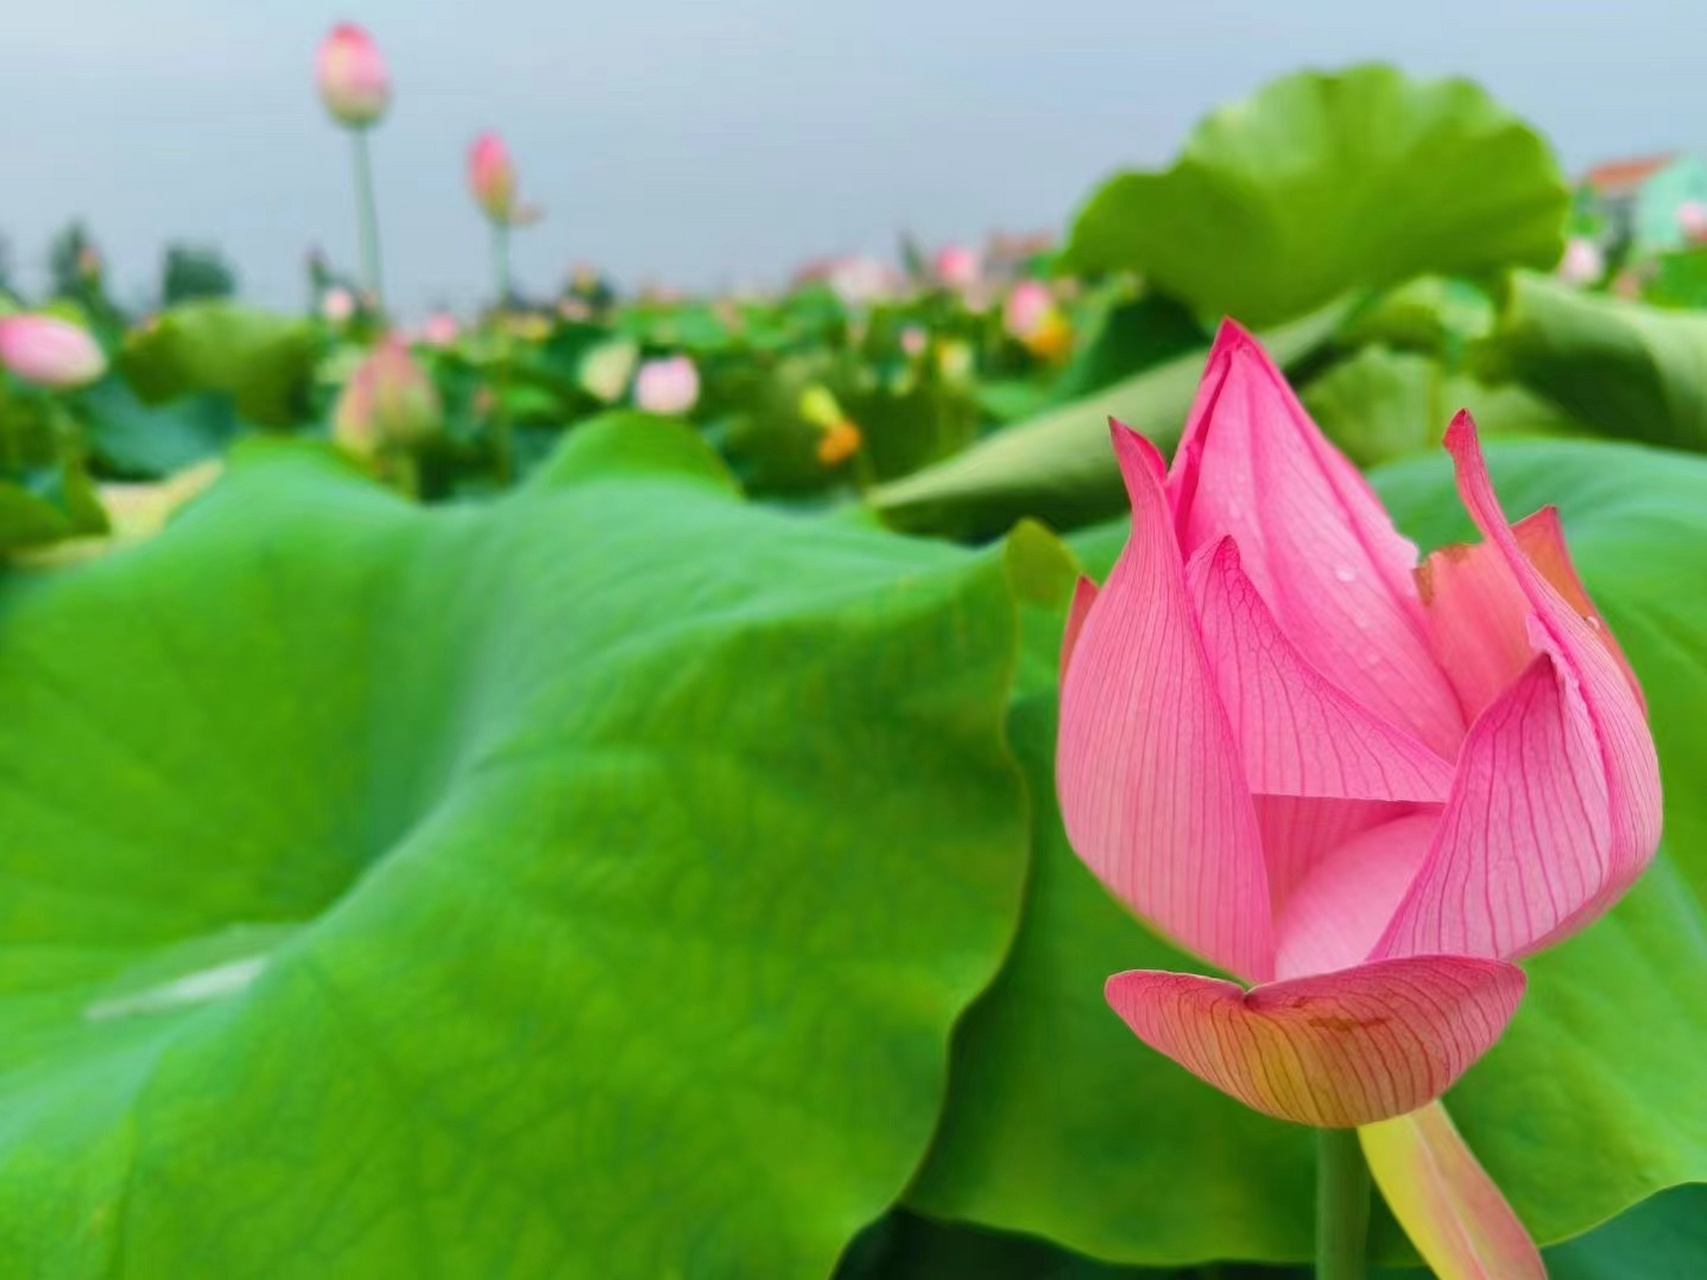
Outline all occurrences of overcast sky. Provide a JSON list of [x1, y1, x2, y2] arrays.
[[5, 1, 1705, 314]]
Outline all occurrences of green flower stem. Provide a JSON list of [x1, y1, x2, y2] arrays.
[[1316, 1127, 1370, 1280], [351, 129, 385, 309], [490, 222, 515, 484]]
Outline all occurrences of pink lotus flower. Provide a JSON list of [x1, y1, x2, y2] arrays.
[[0, 314, 107, 389], [468, 132, 542, 227], [633, 356, 700, 416], [1680, 199, 1707, 241], [1058, 322, 1660, 1272], [321, 286, 356, 324], [1059, 322, 1660, 1132], [933, 244, 981, 290], [1557, 236, 1604, 286], [333, 335, 443, 455], [421, 310, 459, 348], [1003, 279, 1055, 340], [316, 24, 391, 128]]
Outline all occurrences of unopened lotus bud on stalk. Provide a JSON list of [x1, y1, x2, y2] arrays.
[[633, 355, 700, 416], [316, 23, 391, 308], [333, 335, 442, 459], [0, 315, 107, 389], [469, 132, 544, 311], [316, 24, 390, 127]]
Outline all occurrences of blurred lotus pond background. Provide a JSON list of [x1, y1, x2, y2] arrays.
[[3, 6, 1707, 1278]]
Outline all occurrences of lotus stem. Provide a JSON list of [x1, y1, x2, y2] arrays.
[[1316, 1127, 1370, 1280], [351, 129, 385, 309]]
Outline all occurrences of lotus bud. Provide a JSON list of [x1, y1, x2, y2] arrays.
[[1680, 199, 1707, 241], [933, 245, 981, 290], [334, 335, 442, 455], [899, 326, 928, 359], [316, 24, 391, 129], [633, 355, 700, 416], [1004, 279, 1073, 360], [421, 311, 459, 348], [0, 314, 107, 389], [1557, 237, 1604, 286], [321, 286, 356, 324], [468, 133, 542, 227]]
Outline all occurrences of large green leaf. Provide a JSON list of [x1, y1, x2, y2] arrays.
[[1064, 66, 1568, 327], [119, 303, 319, 427], [908, 438, 1707, 1265], [1301, 344, 1582, 467], [1480, 271, 1707, 451], [0, 420, 1039, 1276], [869, 301, 1349, 539]]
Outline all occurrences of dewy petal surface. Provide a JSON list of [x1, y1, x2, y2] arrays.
[[1360, 1101, 1545, 1280], [1167, 323, 1464, 757], [1058, 426, 1274, 981], [1188, 536, 1453, 803], [1104, 957, 1525, 1128], [1377, 415, 1662, 960]]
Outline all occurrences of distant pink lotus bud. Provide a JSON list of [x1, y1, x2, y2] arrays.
[[333, 335, 442, 454], [1003, 280, 1055, 340], [824, 256, 899, 306], [933, 244, 981, 290], [899, 326, 928, 358], [316, 24, 390, 128], [1680, 199, 1707, 240], [0, 314, 107, 389], [633, 355, 700, 415], [1557, 237, 1604, 285], [468, 132, 542, 227], [321, 286, 356, 324], [421, 310, 459, 348]]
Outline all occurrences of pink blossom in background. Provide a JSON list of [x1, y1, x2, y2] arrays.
[[1557, 237, 1605, 285], [421, 311, 459, 348], [316, 24, 391, 128], [1059, 322, 1660, 1133], [933, 244, 981, 290], [333, 335, 443, 454], [0, 315, 107, 389], [1680, 199, 1707, 240], [899, 326, 928, 358], [321, 287, 356, 324], [468, 132, 542, 226], [1003, 279, 1055, 340], [634, 355, 700, 416]]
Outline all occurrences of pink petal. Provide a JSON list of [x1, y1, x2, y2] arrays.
[[1377, 416, 1662, 960], [1419, 506, 1644, 722], [1275, 811, 1440, 979], [1167, 322, 1464, 758], [1360, 1101, 1545, 1279], [1058, 425, 1274, 981], [1104, 956, 1526, 1128], [1255, 795, 1415, 907], [1061, 575, 1097, 672], [1376, 649, 1611, 961], [1188, 536, 1454, 802]]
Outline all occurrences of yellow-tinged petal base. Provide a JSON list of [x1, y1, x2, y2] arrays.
[[1359, 1100, 1544, 1279]]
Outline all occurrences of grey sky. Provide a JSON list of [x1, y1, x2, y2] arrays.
[[5, 1, 1705, 314]]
